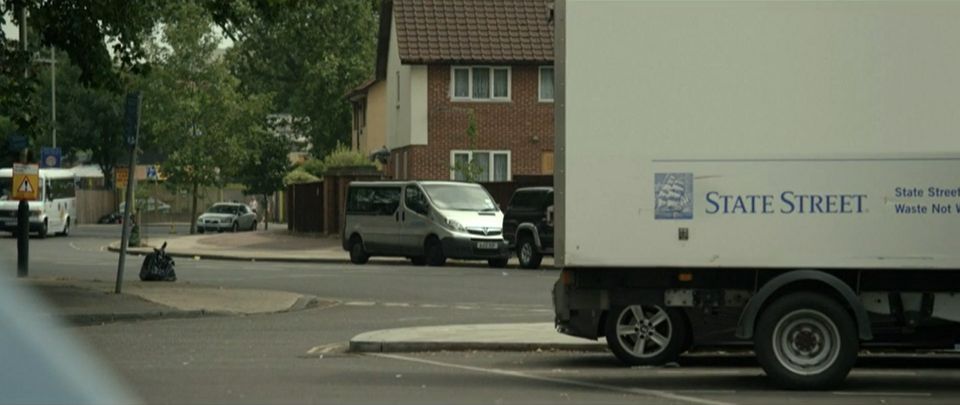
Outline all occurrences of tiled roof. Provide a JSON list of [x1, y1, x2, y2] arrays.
[[394, 0, 554, 64]]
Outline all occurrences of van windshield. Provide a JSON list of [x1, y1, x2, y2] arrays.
[[0, 178, 11, 200], [422, 184, 497, 212]]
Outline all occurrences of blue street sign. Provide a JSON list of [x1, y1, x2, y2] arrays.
[[146, 165, 158, 180], [7, 133, 27, 151], [40, 147, 61, 168]]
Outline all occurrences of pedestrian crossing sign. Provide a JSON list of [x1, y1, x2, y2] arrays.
[[12, 163, 39, 201]]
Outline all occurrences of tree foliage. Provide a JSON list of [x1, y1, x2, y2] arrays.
[[139, 2, 269, 232], [452, 111, 485, 182], [51, 58, 127, 187], [209, 0, 378, 158]]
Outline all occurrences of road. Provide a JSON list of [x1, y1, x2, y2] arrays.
[[3, 225, 960, 404]]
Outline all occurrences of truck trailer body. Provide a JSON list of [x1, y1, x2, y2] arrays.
[[553, 0, 960, 389]]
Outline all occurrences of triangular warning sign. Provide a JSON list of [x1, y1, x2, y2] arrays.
[[18, 178, 33, 193]]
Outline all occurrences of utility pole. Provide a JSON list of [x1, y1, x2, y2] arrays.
[[50, 47, 56, 148], [35, 48, 58, 148], [116, 92, 142, 294]]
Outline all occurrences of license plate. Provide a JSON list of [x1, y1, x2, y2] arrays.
[[476, 242, 499, 250]]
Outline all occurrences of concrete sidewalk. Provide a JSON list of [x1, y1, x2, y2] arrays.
[[109, 226, 556, 267], [111, 227, 350, 263], [20, 278, 322, 325], [349, 323, 606, 353]]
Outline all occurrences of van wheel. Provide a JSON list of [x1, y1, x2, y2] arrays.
[[37, 220, 48, 239], [755, 292, 858, 390], [605, 304, 688, 366], [425, 237, 446, 267], [487, 258, 509, 268], [349, 237, 370, 265], [517, 235, 542, 269], [58, 218, 71, 237]]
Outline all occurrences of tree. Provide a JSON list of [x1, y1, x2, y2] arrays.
[[36, 54, 126, 187], [452, 110, 485, 182], [236, 128, 291, 230], [140, 2, 268, 234], [208, 0, 378, 158], [1, 0, 160, 162]]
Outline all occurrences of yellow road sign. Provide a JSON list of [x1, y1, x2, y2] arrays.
[[116, 166, 129, 189], [12, 163, 39, 201]]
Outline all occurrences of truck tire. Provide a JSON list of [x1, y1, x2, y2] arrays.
[[517, 235, 542, 269], [349, 236, 370, 265], [605, 304, 688, 366], [754, 292, 858, 390]]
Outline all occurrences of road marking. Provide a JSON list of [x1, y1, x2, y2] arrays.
[[344, 301, 377, 306], [418, 304, 446, 309], [383, 302, 411, 307], [303, 342, 347, 358], [832, 391, 931, 397], [370, 353, 735, 405]]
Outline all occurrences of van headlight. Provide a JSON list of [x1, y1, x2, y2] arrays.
[[445, 218, 466, 232]]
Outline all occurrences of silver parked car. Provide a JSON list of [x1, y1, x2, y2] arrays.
[[342, 181, 510, 268], [197, 202, 257, 233]]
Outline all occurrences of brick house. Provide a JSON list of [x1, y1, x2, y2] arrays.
[[350, 0, 555, 181]]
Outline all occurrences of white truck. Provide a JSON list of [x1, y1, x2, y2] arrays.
[[552, 0, 960, 389]]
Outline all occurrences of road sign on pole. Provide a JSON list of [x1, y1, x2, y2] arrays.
[[12, 163, 39, 201], [40, 147, 61, 168]]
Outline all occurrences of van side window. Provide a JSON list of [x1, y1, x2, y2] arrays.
[[348, 186, 400, 216], [404, 186, 428, 215], [374, 187, 401, 215]]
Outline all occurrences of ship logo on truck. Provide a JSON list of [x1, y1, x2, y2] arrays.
[[655, 173, 693, 219]]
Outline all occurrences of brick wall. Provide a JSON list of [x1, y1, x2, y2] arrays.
[[386, 64, 554, 180]]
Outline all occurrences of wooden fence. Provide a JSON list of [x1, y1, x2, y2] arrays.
[[76, 189, 119, 224]]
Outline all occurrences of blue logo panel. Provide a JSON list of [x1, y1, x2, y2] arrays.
[[655, 173, 693, 219]]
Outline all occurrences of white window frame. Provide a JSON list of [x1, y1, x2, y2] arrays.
[[538, 66, 554, 102], [450, 66, 511, 102], [449, 150, 512, 181]]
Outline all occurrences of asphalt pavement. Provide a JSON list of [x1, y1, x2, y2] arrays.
[[5, 225, 960, 405]]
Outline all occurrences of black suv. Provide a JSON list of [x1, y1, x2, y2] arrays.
[[502, 187, 554, 269]]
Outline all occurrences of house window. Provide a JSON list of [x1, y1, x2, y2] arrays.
[[450, 150, 511, 182], [451, 66, 511, 101], [539, 66, 554, 102]]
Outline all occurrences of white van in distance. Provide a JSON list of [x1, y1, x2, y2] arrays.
[[0, 167, 76, 238], [342, 181, 510, 267]]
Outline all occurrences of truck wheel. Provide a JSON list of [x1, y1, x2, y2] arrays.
[[517, 235, 542, 269], [349, 236, 370, 265], [58, 218, 70, 237], [754, 292, 858, 390], [605, 304, 688, 366], [425, 237, 446, 267]]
